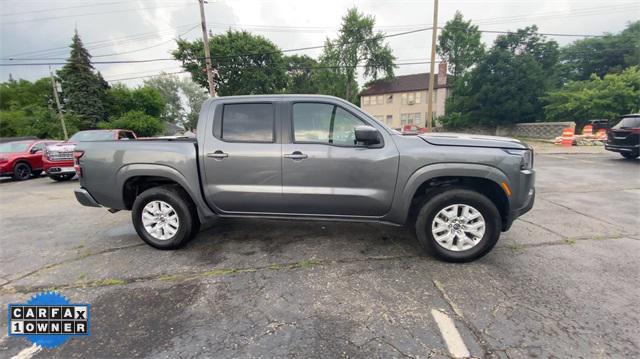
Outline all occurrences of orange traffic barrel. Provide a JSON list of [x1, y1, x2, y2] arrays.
[[561, 128, 574, 147], [582, 124, 593, 136]]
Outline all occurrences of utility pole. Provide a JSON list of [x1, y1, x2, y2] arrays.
[[49, 67, 68, 140], [426, 0, 439, 131], [198, 0, 216, 97]]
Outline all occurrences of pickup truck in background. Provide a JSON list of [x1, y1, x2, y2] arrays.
[[74, 95, 535, 262], [44, 129, 137, 181]]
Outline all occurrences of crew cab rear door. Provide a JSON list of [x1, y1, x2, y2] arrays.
[[201, 100, 282, 213], [280, 100, 399, 216]]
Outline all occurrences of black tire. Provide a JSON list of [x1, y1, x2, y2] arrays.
[[12, 162, 31, 181], [31, 170, 43, 177], [131, 185, 200, 249], [415, 188, 501, 262], [621, 152, 638, 159], [49, 173, 75, 181]]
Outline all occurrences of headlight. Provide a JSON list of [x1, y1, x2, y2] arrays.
[[521, 149, 533, 170], [505, 149, 533, 170]]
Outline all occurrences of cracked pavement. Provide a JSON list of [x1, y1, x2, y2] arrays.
[[0, 152, 639, 358]]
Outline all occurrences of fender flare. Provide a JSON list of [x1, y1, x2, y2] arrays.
[[116, 163, 217, 223], [387, 162, 511, 224]]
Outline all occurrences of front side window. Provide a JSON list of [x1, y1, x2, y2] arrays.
[[293, 103, 367, 147], [30, 142, 44, 152], [221, 103, 274, 142]]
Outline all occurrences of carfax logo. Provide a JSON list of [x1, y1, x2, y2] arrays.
[[8, 291, 90, 349]]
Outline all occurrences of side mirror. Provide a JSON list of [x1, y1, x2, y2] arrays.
[[355, 125, 381, 146], [30, 148, 41, 154]]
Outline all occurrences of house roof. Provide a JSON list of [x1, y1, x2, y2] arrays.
[[359, 73, 447, 96]]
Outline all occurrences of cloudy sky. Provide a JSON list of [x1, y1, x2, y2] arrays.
[[1, 0, 638, 87]]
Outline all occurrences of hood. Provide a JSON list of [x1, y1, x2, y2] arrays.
[[46, 142, 77, 152], [419, 132, 529, 150]]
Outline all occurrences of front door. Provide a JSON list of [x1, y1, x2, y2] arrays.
[[281, 102, 399, 216], [202, 102, 282, 213]]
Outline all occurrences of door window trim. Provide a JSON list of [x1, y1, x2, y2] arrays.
[[289, 101, 385, 148], [213, 102, 277, 144]]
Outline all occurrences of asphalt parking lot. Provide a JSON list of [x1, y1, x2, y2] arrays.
[[0, 151, 638, 358]]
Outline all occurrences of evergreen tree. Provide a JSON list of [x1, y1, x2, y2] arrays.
[[57, 31, 107, 129]]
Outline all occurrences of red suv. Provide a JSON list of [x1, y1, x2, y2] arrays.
[[43, 129, 137, 181], [0, 139, 59, 180]]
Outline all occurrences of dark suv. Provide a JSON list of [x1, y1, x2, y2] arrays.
[[605, 114, 640, 159]]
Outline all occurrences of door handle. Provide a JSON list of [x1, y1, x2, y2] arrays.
[[206, 150, 228, 159], [284, 151, 308, 160]]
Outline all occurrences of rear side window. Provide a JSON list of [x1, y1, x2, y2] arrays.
[[221, 104, 274, 142]]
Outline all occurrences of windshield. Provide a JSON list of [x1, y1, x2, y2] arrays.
[[613, 116, 640, 129], [0, 141, 31, 153], [69, 130, 114, 142]]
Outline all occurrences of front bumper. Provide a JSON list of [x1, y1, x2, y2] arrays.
[[74, 187, 101, 207], [604, 143, 639, 153], [502, 168, 536, 231]]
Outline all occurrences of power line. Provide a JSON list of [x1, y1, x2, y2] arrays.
[[1, 4, 190, 25], [4, 22, 199, 58], [5, 2, 633, 58], [0, 26, 436, 66], [106, 60, 440, 82]]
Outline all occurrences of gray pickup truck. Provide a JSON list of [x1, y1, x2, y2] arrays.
[[74, 95, 535, 262]]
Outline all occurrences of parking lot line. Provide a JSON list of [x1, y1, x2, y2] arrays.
[[431, 308, 470, 358], [11, 344, 41, 359]]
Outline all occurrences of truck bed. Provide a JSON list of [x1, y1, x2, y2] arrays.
[[77, 140, 200, 210]]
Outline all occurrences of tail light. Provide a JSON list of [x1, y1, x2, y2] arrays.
[[631, 128, 640, 134], [73, 150, 84, 177]]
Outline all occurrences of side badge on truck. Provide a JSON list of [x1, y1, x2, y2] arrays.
[[8, 291, 90, 349]]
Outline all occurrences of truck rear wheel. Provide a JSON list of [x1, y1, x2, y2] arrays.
[[131, 185, 200, 249], [415, 188, 501, 262]]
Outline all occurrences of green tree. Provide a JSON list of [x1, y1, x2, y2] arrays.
[[57, 31, 108, 128], [544, 66, 640, 128], [445, 26, 559, 126], [284, 55, 319, 94], [144, 73, 184, 122], [560, 21, 640, 81], [103, 84, 165, 120], [0, 78, 52, 111], [179, 78, 208, 130], [173, 30, 288, 96], [329, 7, 395, 101], [100, 110, 163, 137], [0, 77, 78, 139], [437, 11, 484, 80], [309, 40, 360, 103]]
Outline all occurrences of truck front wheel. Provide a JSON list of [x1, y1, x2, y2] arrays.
[[131, 185, 200, 249], [415, 188, 501, 262]]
